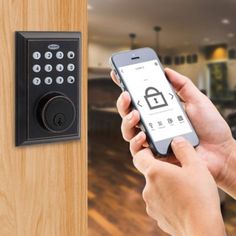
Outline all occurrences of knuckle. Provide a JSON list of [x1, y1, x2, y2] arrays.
[[129, 138, 138, 154], [122, 131, 129, 142], [146, 206, 154, 219], [142, 187, 149, 202], [129, 138, 136, 152], [146, 167, 157, 180], [122, 133, 129, 142], [116, 97, 121, 111], [156, 220, 161, 229], [132, 155, 142, 170], [129, 142, 133, 153], [121, 123, 130, 142], [194, 158, 205, 168], [132, 154, 137, 166], [133, 109, 140, 120], [183, 75, 190, 83]]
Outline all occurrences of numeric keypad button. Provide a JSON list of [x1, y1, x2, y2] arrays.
[[67, 63, 75, 72], [33, 64, 41, 73], [67, 76, 75, 84], [56, 64, 64, 72], [44, 51, 53, 60], [56, 51, 64, 59], [32, 52, 41, 60], [56, 76, 64, 84], [44, 64, 53, 72], [32, 77, 41, 85], [44, 77, 53, 85], [67, 51, 75, 59]]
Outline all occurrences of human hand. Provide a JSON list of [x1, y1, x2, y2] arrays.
[[130, 134, 225, 236], [111, 68, 236, 196]]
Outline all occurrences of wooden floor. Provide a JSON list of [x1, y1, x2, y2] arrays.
[[88, 133, 236, 236]]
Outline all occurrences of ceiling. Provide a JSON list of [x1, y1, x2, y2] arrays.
[[88, 0, 236, 52]]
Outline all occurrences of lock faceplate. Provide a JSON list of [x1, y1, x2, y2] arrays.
[[16, 32, 81, 146]]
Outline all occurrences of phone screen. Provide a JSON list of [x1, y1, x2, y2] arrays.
[[119, 59, 193, 142]]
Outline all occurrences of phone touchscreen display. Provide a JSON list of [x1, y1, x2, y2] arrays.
[[119, 60, 193, 142]]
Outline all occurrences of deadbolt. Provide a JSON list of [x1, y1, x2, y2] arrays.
[[37, 92, 76, 133]]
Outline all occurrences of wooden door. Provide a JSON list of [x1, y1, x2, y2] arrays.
[[0, 0, 87, 235]]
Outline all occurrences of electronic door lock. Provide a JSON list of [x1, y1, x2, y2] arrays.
[[15, 32, 81, 146]]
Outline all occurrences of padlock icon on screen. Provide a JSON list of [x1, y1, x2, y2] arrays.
[[144, 87, 168, 110]]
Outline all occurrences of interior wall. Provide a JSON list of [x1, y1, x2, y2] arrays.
[[88, 42, 236, 90], [0, 0, 87, 235], [227, 60, 236, 89], [170, 52, 206, 86], [88, 42, 206, 85], [88, 42, 129, 68]]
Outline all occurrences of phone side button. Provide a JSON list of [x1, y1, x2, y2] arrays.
[[139, 124, 146, 132], [117, 77, 121, 84], [120, 82, 125, 91]]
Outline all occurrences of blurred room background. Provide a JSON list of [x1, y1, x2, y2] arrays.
[[88, 1, 236, 235]]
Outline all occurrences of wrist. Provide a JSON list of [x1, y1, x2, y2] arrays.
[[218, 139, 236, 198], [182, 208, 225, 236]]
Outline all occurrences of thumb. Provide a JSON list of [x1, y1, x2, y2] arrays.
[[165, 68, 204, 104], [171, 137, 198, 166]]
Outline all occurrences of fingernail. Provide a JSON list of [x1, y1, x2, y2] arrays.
[[118, 95, 124, 106], [122, 91, 129, 100], [127, 111, 133, 120], [122, 92, 127, 99], [172, 136, 185, 144]]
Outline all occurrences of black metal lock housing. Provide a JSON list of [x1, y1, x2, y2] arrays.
[[15, 32, 81, 146]]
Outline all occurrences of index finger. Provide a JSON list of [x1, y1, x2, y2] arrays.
[[116, 91, 131, 118]]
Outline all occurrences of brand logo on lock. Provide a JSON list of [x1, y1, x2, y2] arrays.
[[144, 87, 168, 110]]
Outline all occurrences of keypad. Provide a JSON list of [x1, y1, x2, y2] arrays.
[[31, 47, 77, 86], [56, 51, 64, 59], [56, 64, 64, 72], [32, 52, 41, 60], [33, 64, 41, 73], [56, 76, 64, 84], [44, 51, 53, 60], [67, 76, 75, 84], [44, 77, 53, 85], [44, 64, 53, 72], [67, 51, 75, 59], [32, 77, 41, 85], [67, 63, 75, 72]]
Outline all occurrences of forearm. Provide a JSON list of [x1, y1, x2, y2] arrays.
[[218, 141, 236, 198]]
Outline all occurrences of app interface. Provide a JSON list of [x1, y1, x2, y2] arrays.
[[119, 60, 192, 142]]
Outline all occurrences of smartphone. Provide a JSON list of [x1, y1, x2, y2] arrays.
[[109, 47, 199, 156]]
